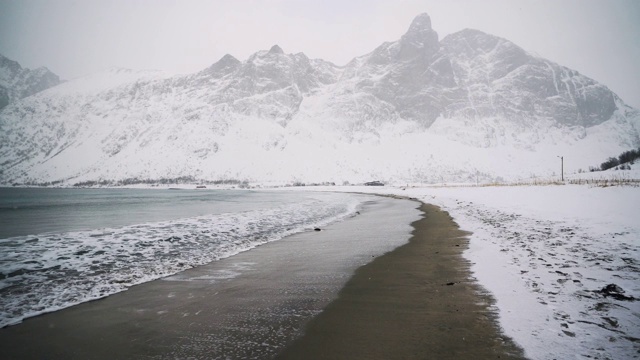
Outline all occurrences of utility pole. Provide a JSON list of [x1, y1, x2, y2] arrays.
[[557, 156, 564, 181]]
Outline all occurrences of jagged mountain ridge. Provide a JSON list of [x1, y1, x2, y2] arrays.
[[335, 15, 621, 129], [0, 13, 638, 185], [0, 54, 61, 110]]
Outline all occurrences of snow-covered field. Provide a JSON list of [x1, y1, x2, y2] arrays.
[[313, 184, 639, 360]]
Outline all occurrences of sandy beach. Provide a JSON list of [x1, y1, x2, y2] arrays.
[[276, 202, 525, 359], [0, 196, 523, 359]]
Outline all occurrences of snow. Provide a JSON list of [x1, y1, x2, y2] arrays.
[[0, 11, 638, 357], [2, 14, 639, 186], [44, 67, 169, 96], [0, 11, 638, 353], [310, 184, 640, 360]]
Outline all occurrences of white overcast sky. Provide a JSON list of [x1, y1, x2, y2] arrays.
[[1, 0, 639, 108]]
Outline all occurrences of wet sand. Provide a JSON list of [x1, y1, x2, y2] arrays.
[[0, 198, 525, 359], [275, 202, 526, 359]]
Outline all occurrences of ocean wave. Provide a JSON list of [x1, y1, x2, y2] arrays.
[[0, 193, 360, 328]]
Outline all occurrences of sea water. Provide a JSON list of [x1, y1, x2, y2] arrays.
[[0, 188, 361, 328]]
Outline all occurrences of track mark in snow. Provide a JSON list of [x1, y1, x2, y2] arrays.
[[447, 200, 640, 360]]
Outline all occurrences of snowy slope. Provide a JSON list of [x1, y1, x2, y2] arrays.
[[0, 13, 639, 186]]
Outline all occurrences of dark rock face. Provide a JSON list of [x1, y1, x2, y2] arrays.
[[148, 46, 341, 124], [182, 45, 341, 123], [437, 29, 618, 127], [396, 13, 440, 61], [202, 54, 241, 77], [339, 17, 620, 128], [0, 89, 9, 109], [268, 44, 285, 55], [339, 13, 446, 126], [0, 54, 61, 109]]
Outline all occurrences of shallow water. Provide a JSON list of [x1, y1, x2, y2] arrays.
[[0, 188, 361, 328]]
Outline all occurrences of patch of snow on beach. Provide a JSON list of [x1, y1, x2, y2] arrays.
[[325, 185, 640, 360]]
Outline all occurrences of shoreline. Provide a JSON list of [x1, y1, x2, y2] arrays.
[[275, 202, 525, 359], [0, 195, 525, 359], [0, 195, 421, 359]]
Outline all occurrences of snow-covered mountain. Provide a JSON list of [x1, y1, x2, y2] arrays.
[[0, 54, 61, 110], [1, 13, 639, 185]]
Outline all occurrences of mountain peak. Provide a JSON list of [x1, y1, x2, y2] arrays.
[[0, 53, 61, 109], [203, 53, 240, 76], [397, 13, 439, 60], [268, 44, 284, 54], [220, 53, 239, 62], [407, 13, 433, 33], [0, 53, 22, 74], [216, 54, 240, 67]]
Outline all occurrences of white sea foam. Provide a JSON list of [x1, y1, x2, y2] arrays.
[[0, 193, 360, 328]]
